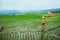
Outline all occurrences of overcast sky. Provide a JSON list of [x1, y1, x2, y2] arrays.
[[0, 0, 60, 11]]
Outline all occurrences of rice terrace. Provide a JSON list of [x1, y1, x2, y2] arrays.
[[0, 0, 60, 40], [0, 11, 60, 40]]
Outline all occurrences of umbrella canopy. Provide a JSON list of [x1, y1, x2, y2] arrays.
[[48, 12, 54, 17]]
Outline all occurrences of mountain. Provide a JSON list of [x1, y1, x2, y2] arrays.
[[0, 10, 22, 15], [39, 8, 60, 13], [0, 8, 60, 15]]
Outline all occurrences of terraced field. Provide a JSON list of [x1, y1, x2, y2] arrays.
[[0, 13, 60, 40]]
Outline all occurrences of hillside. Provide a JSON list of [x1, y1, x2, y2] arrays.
[[0, 8, 60, 15]]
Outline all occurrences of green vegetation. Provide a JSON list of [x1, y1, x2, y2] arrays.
[[0, 13, 60, 31], [0, 13, 60, 40]]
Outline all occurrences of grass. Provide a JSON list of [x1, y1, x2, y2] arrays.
[[0, 13, 60, 31], [0, 13, 60, 40]]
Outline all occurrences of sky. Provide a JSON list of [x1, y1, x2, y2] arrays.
[[0, 0, 60, 11]]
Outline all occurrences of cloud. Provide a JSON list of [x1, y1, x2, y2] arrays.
[[0, 0, 60, 11]]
